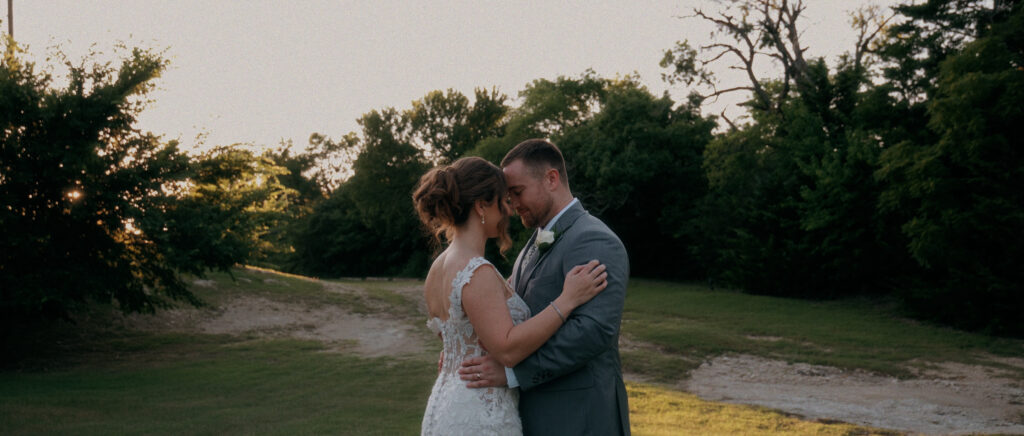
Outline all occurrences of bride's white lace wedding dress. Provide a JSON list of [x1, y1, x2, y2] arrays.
[[422, 257, 530, 436]]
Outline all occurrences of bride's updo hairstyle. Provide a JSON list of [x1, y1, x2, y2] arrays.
[[412, 156, 512, 253]]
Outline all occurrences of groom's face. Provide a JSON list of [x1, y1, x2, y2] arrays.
[[502, 159, 554, 229]]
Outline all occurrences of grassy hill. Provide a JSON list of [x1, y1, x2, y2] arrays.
[[2, 267, 1021, 435]]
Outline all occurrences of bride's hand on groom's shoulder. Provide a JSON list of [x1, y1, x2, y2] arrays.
[[561, 260, 608, 309]]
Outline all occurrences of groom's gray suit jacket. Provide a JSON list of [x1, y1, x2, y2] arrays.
[[511, 201, 630, 436]]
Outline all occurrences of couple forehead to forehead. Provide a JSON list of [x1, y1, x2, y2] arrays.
[[462, 138, 569, 191], [412, 139, 569, 231]]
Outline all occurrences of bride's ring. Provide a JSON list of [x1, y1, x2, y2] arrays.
[[475, 373, 481, 380]]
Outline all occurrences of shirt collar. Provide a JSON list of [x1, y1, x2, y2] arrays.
[[542, 198, 579, 232]]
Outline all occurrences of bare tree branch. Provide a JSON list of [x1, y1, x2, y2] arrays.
[[669, 0, 884, 118], [852, 5, 896, 73], [720, 109, 739, 132], [703, 85, 757, 101]]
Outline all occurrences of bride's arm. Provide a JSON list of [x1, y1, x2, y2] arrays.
[[462, 262, 606, 368]]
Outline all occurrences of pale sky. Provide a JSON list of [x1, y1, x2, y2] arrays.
[[16, 1, 898, 151]]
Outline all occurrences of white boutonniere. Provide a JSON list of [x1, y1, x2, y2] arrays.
[[536, 229, 558, 254]]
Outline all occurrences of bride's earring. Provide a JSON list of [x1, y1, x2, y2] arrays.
[[481, 214, 486, 225]]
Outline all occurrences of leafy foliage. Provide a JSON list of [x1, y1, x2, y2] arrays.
[[559, 79, 714, 278], [148, 145, 300, 271], [291, 107, 431, 277], [678, 0, 1023, 334], [410, 88, 508, 164], [0, 41, 308, 344], [876, 1, 1024, 333], [0, 44, 198, 331], [471, 72, 606, 163]]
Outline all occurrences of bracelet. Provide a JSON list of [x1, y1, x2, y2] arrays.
[[549, 302, 567, 323]]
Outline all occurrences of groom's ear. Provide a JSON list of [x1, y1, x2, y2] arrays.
[[543, 168, 560, 190]]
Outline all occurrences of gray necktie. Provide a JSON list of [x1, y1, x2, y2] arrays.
[[517, 230, 539, 285], [522, 242, 539, 271]]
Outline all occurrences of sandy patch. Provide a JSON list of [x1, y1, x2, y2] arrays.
[[683, 354, 1024, 435], [128, 276, 430, 359], [196, 296, 426, 357]]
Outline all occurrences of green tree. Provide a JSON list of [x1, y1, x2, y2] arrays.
[[148, 145, 300, 271], [259, 135, 361, 270], [697, 104, 811, 294], [878, 0, 1015, 102], [0, 43, 201, 335], [667, 1, 904, 297], [409, 88, 508, 164], [293, 88, 517, 278], [471, 72, 606, 163], [289, 182, 379, 277], [559, 79, 715, 278], [876, 1, 1024, 334], [291, 108, 430, 277]]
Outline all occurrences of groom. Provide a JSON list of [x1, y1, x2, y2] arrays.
[[459, 139, 631, 435]]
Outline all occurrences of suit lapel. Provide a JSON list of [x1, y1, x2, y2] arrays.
[[519, 202, 587, 292], [513, 229, 538, 296]]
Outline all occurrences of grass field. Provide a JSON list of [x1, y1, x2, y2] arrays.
[[2, 268, 1020, 435], [621, 279, 1024, 382], [1, 338, 434, 435]]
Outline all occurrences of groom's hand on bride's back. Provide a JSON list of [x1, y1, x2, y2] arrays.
[[459, 355, 507, 388]]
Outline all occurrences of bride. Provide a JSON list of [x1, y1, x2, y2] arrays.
[[412, 156, 607, 435]]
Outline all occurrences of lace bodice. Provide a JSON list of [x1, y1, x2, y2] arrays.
[[422, 257, 529, 435], [426, 257, 531, 369]]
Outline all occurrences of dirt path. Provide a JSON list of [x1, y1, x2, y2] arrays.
[[133, 276, 1024, 435], [676, 354, 1024, 435], [196, 295, 428, 357], [129, 279, 430, 359]]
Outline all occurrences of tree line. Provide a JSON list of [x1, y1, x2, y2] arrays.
[[1, 0, 1021, 342]]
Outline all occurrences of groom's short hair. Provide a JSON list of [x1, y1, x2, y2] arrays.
[[501, 138, 568, 185]]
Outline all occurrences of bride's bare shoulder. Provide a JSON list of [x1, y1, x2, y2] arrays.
[[424, 251, 448, 287]]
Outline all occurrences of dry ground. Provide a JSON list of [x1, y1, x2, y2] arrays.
[[680, 354, 1024, 435]]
